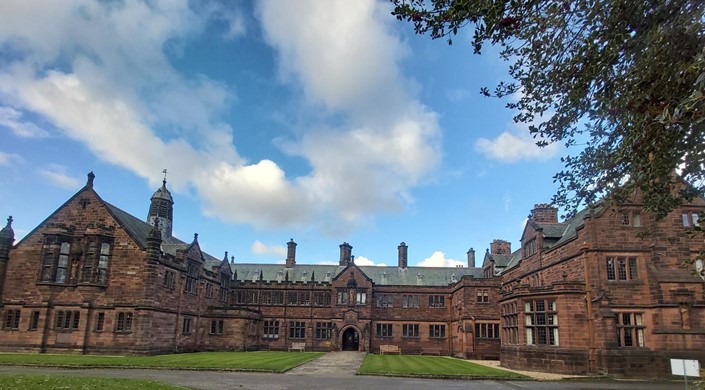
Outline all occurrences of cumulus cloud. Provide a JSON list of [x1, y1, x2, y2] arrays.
[[251, 240, 287, 257], [475, 127, 560, 163], [0, 0, 440, 233], [417, 251, 465, 267], [39, 164, 81, 189], [0, 106, 49, 138], [0, 151, 23, 167], [354, 256, 387, 267]]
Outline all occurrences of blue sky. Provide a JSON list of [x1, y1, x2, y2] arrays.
[[0, 0, 568, 267]]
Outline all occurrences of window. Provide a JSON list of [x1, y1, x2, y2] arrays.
[[220, 287, 228, 303], [476, 289, 489, 304], [29, 311, 40, 331], [260, 290, 284, 305], [376, 294, 393, 308], [55, 310, 80, 331], [402, 324, 419, 338], [617, 313, 645, 347], [184, 261, 199, 294], [376, 323, 393, 338], [95, 312, 105, 332], [3, 310, 20, 330], [502, 303, 519, 344], [315, 322, 333, 339], [263, 320, 279, 339], [205, 283, 214, 298], [288, 291, 310, 306], [313, 291, 331, 306], [402, 295, 419, 308], [524, 238, 537, 257], [682, 212, 700, 227], [115, 312, 133, 332], [289, 321, 306, 339], [429, 324, 446, 338], [336, 289, 348, 305], [475, 323, 500, 338], [79, 240, 112, 284], [164, 270, 176, 289], [182, 318, 192, 335], [40, 238, 71, 283], [621, 211, 642, 227], [525, 300, 558, 346], [236, 290, 257, 304], [606, 256, 638, 281], [428, 295, 445, 308], [356, 291, 367, 305], [210, 320, 224, 335]]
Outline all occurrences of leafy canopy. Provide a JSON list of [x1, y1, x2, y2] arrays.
[[392, 0, 705, 218]]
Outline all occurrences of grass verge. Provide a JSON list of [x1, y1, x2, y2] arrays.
[[358, 355, 529, 379], [0, 375, 187, 390], [0, 351, 323, 373]]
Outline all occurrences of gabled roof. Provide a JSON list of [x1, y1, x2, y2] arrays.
[[231, 263, 484, 286]]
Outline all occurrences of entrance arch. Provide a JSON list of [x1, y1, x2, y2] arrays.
[[341, 327, 359, 351]]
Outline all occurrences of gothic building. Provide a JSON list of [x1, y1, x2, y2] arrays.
[[0, 172, 703, 377]]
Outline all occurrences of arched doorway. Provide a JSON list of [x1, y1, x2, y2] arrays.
[[342, 328, 359, 351]]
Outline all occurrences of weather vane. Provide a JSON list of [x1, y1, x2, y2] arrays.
[[162, 169, 168, 182]]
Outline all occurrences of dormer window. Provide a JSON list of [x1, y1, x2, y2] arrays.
[[524, 238, 537, 258]]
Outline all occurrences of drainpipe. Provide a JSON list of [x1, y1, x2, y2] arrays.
[[583, 247, 596, 373]]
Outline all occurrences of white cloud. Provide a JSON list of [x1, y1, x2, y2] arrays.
[[475, 127, 560, 163], [251, 240, 287, 257], [354, 256, 387, 267], [0, 0, 441, 234], [0, 106, 49, 138], [0, 151, 23, 167], [417, 251, 465, 267], [39, 164, 81, 189]]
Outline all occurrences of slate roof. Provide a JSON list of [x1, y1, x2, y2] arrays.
[[104, 200, 481, 285], [535, 223, 569, 238], [232, 264, 484, 286], [547, 207, 594, 249], [104, 201, 222, 270]]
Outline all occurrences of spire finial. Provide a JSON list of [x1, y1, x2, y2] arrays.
[[5, 216, 12, 228], [162, 168, 168, 185], [223, 251, 228, 261], [193, 233, 198, 241], [87, 171, 95, 188]]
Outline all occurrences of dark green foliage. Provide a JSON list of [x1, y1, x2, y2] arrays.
[[393, 0, 705, 218]]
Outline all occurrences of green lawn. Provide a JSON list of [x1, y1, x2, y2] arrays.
[[0, 375, 187, 390], [358, 355, 529, 379], [0, 351, 323, 372]]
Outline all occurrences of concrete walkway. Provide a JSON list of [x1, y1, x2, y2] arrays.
[[467, 359, 587, 380], [286, 351, 365, 377]]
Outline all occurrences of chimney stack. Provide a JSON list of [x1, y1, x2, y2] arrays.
[[490, 239, 511, 255], [398, 242, 408, 268], [530, 204, 558, 224], [286, 239, 297, 268], [339, 242, 353, 266], [467, 247, 475, 268]]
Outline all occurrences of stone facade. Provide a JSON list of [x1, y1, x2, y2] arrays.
[[0, 173, 497, 358], [0, 173, 703, 378], [497, 199, 705, 376]]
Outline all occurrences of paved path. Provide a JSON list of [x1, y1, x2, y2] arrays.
[[467, 359, 586, 380], [0, 365, 683, 390], [286, 351, 365, 377]]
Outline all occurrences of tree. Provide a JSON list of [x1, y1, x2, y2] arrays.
[[392, 0, 705, 219]]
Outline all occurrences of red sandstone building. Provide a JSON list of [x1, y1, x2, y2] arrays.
[[0, 172, 703, 377]]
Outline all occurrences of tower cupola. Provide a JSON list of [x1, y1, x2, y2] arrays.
[[147, 171, 174, 239]]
